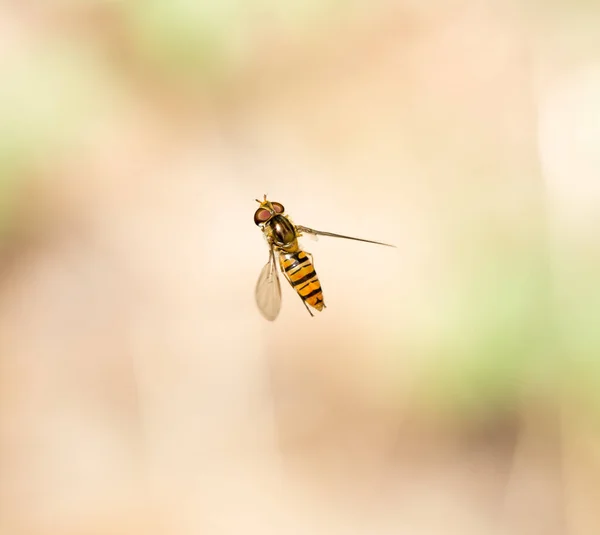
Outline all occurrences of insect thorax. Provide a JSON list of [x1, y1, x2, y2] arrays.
[[265, 215, 297, 247]]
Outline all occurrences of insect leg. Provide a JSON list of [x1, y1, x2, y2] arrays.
[[301, 298, 314, 317]]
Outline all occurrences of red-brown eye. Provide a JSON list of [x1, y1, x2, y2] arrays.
[[272, 202, 284, 214], [254, 208, 272, 225]]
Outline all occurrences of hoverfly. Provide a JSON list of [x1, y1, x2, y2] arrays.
[[254, 195, 395, 321]]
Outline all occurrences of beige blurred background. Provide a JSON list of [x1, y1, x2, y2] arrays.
[[1, 1, 599, 534]]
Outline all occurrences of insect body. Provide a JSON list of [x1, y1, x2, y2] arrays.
[[279, 250, 324, 313], [254, 195, 394, 321]]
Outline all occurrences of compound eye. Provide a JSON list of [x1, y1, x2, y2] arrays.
[[254, 208, 272, 225], [272, 202, 284, 214]]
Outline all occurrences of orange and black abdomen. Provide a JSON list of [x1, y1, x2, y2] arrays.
[[279, 250, 325, 312]]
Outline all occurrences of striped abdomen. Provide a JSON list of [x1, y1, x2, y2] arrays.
[[279, 250, 325, 312]]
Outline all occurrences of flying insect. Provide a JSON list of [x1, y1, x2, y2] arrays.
[[254, 195, 395, 321]]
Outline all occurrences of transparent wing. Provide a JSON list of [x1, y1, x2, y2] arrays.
[[255, 247, 282, 321], [296, 225, 396, 248]]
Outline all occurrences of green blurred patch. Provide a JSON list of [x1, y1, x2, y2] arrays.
[[119, 1, 243, 80], [555, 250, 600, 413], [409, 243, 556, 417], [0, 40, 126, 240], [117, 0, 352, 83]]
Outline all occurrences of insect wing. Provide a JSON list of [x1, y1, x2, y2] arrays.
[[255, 251, 282, 321], [302, 230, 319, 242], [296, 225, 396, 248]]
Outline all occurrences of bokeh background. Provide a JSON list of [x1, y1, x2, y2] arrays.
[[1, 1, 599, 534]]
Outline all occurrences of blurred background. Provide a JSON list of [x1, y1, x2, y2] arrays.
[[1, 1, 599, 534]]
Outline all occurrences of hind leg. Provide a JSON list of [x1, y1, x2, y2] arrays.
[[301, 298, 314, 317]]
